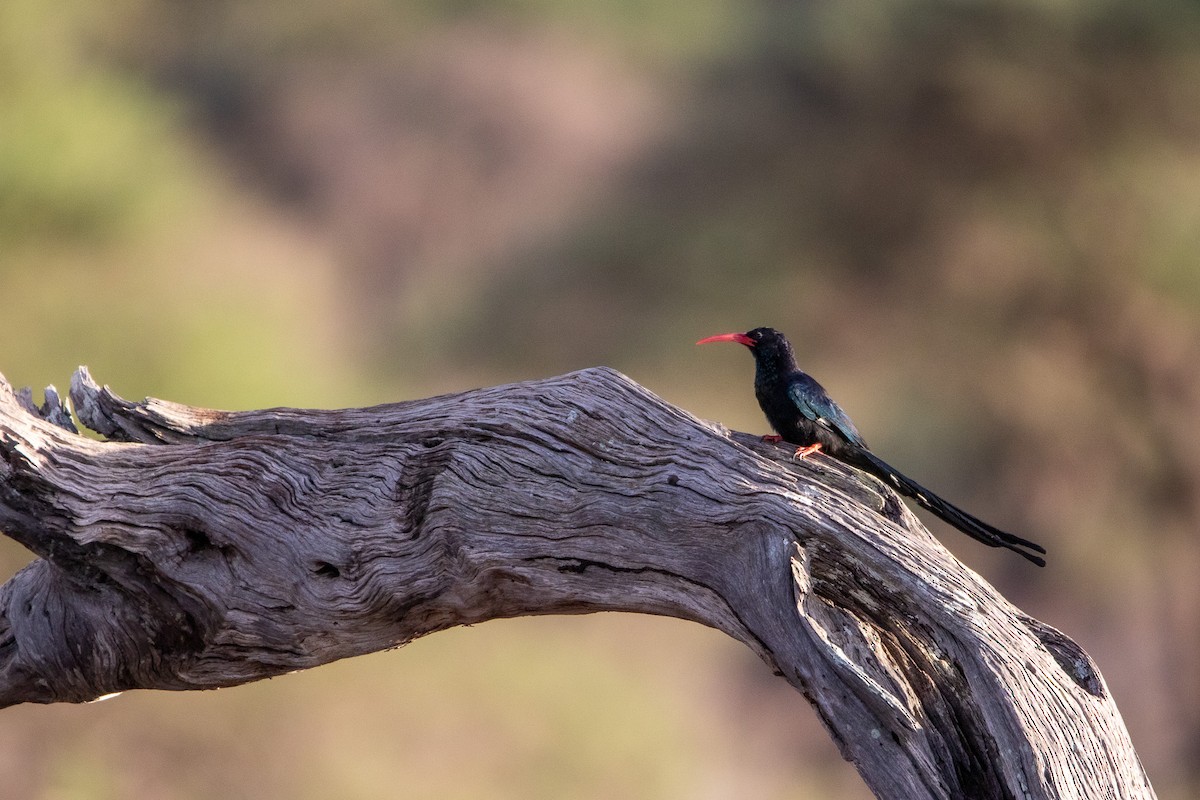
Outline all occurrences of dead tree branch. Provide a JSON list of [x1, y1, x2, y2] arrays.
[[0, 366, 1153, 799]]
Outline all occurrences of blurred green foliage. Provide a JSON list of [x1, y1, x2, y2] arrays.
[[2, 0, 1200, 797], [0, 0, 161, 246]]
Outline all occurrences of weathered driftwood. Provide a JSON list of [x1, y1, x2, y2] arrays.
[[0, 366, 1152, 799]]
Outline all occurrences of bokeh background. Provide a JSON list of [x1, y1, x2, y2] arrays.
[[2, 0, 1199, 797]]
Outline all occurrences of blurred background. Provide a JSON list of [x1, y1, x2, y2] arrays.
[[1, 0, 1198, 797]]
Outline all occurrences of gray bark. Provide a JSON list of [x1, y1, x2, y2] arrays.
[[0, 366, 1153, 799]]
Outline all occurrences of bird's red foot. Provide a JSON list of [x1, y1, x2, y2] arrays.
[[761, 434, 783, 443], [792, 443, 822, 460]]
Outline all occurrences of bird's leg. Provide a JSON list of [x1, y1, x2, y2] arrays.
[[793, 443, 822, 460], [761, 434, 783, 443]]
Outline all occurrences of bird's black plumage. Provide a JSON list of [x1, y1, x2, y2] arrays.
[[698, 326, 1047, 566]]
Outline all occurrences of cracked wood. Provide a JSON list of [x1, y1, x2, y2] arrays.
[[0, 366, 1154, 799]]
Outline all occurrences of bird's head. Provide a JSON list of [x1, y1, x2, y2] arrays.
[[697, 327, 790, 351], [697, 327, 796, 372]]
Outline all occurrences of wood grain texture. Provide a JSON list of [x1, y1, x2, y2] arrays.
[[0, 367, 1153, 799]]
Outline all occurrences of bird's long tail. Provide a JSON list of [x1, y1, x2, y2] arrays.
[[850, 448, 1047, 567]]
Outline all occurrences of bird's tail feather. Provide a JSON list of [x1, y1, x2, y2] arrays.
[[853, 448, 1047, 567]]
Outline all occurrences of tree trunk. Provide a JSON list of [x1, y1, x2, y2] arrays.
[[0, 366, 1153, 799]]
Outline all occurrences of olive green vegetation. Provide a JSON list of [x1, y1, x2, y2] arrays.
[[2, 0, 1200, 797]]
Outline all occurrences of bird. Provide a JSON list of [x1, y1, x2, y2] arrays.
[[697, 326, 1046, 566]]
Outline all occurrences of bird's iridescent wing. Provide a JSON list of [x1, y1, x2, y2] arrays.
[[786, 373, 866, 448]]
